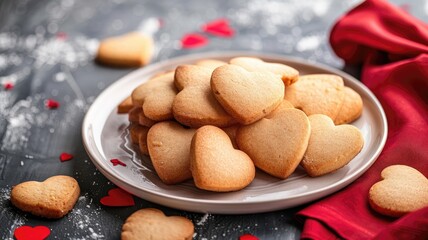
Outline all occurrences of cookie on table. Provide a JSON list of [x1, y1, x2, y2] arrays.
[[191, 125, 255, 192], [147, 121, 196, 184], [211, 64, 284, 125], [369, 165, 428, 217], [96, 32, 154, 68], [230, 57, 299, 86], [172, 65, 236, 128], [121, 208, 194, 240], [11, 175, 80, 219], [284, 74, 345, 120], [301, 114, 364, 177]]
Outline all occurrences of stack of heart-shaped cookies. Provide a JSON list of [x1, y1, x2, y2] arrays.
[[118, 57, 364, 192]]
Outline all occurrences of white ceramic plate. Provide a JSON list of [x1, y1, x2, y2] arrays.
[[82, 52, 387, 214]]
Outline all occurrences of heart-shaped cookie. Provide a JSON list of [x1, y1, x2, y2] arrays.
[[118, 96, 133, 114], [230, 57, 299, 86], [222, 124, 240, 148], [236, 106, 310, 179], [284, 74, 345, 120], [191, 125, 255, 192], [369, 165, 428, 217], [334, 87, 363, 125], [96, 32, 153, 67], [172, 65, 236, 127], [121, 208, 194, 240], [147, 121, 196, 184], [211, 65, 284, 125], [301, 114, 364, 177], [138, 108, 156, 127], [131, 71, 177, 121], [127, 123, 149, 155], [129, 123, 149, 146], [128, 107, 142, 124], [138, 127, 150, 156], [272, 99, 294, 111], [11, 175, 80, 218]]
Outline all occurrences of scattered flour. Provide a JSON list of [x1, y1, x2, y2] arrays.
[[197, 213, 211, 226], [1, 95, 87, 153], [32, 36, 98, 68], [66, 194, 105, 239], [0, 188, 27, 240], [138, 17, 162, 36], [296, 35, 322, 52], [0, 31, 98, 69]]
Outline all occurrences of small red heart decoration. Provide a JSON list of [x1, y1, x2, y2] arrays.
[[181, 33, 208, 49], [239, 234, 259, 240], [14, 226, 51, 240], [56, 32, 68, 41], [202, 18, 235, 38], [110, 158, 126, 167], [158, 18, 164, 28], [4, 82, 14, 90], [59, 152, 73, 162], [100, 188, 135, 207], [45, 99, 60, 109]]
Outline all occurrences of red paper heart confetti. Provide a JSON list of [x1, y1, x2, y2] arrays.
[[56, 32, 68, 41], [100, 188, 135, 207], [14, 226, 51, 240], [110, 158, 126, 167], [181, 33, 208, 49], [45, 99, 60, 109], [239, 234, 259, 240], [158, 18, 164, 28], [202, 18, 235, 38], [4, 82, 14, 90], [59, 152, 74, 162]]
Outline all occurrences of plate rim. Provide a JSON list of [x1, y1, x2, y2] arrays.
[[82, 51, 388, 212]]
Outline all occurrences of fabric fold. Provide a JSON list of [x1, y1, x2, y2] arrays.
[[297, 0, 428, 239]]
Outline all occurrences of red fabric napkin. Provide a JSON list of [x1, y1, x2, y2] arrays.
[[296, 0, 428, 239]]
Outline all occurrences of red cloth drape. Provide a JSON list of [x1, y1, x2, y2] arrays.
[[296, 0, 428, 239]]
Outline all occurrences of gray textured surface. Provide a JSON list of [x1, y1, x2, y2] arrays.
[[1, 0, 427, 239]]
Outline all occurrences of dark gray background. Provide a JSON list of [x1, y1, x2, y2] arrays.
[[0, 0, 426, 239]]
